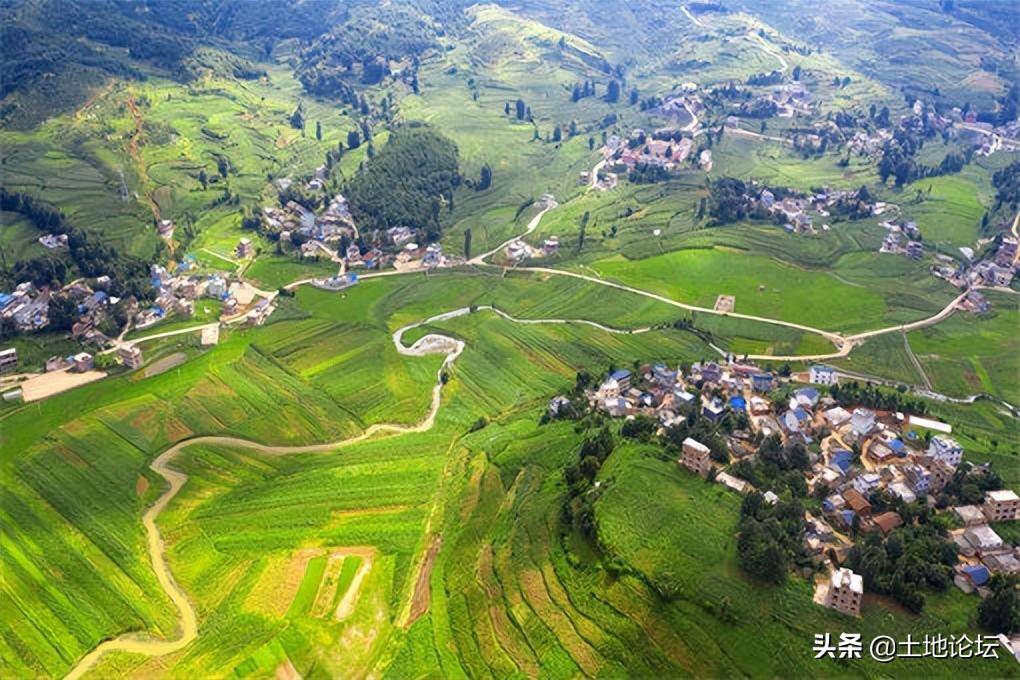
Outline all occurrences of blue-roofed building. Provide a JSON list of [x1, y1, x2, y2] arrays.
[[888, 439, 907, 457], [729, 396, 747, 411], [609, 369, 632, 390], [783, 407, 811, 432], [830, 449, 854, 474], [839, 509, 856, 528], [961, 565, 990, 588], [794, 387, 820, 407], [0, 293, 14, 311], [751, 373, 773, 392]]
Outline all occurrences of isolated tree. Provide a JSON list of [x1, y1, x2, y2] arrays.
[[606, 80, 620, 103], [588, 136, 595, 151], [290, 104, 305, 130], [198, 169, 208, 189], [792, 65, 802, 81], [568, 120, 578, 137], [347, 129, 361, 149], [552, 126, 562, 142], [515, 98, 526, 120], [504, 101, 511, 115], [629, 88, 639, 105], [217, 157, 229, 178], [478, 165, 492, 190], [315, 121, 322, 141], [463, 228, 472, 258]]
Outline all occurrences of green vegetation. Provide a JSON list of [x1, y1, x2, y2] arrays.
[[2, 1, 1020, 677]]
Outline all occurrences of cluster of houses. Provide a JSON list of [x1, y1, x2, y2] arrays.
[[743, 183, 880, 235], [0, 283, 50, 332], [767, 83, 814, 118], [145, 262, 273, 329], [263, 193, 357, 247], [932, 237, 1017, 291], [602, 128, 695, 174], [588, 359, 768, 429], [878, 218, 924, 259], [560, 356, 1019, 619]]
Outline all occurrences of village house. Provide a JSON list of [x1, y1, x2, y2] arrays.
[[927, 435, 964, 468], [871, 511, 903, 535], [680, 437, 712, 477], [964, 525, 1004, 556], [72, 352, 94, 372], [984, 489, 1020, 522], [0, 347, 17, 374], [955, 564, 990, 594], [850, 408, 876, 439], [235, 238, 254, 259], [954, 505, 987, 526], [827, 567, 863, 617], [842, 488, 872, 518], [118, 345, 143, 369], [809, 365, 838, 386]]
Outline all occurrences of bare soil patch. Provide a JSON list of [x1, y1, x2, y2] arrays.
[[406, 534, 443, 627]]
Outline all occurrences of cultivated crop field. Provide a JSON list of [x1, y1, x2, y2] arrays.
[[2, 1, 1020, 677]]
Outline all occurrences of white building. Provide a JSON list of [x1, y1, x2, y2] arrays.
[[927, 436, 963, 468], [850, 408, 876, 438], [809, 365, 838, 386], [828, 567, 863, 617]]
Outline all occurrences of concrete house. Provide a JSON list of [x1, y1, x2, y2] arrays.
[[927, 436, 964, 468], [984, 489, 1020, 522], [809, 365, 838, 386], [681, 437, 712, 477], [827, 567, 863, 617]]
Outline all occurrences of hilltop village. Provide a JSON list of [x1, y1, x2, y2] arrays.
[[549, 357, 1019, 620]]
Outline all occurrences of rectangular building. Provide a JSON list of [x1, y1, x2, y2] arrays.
[[828, 567, 863, 617], [680, 437, 712, 477], [984, 490, 1020, 522], [0, 347, 17, 374]]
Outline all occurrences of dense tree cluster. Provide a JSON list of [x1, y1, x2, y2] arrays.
[[736, 492, 806, 583], [746, 70, 784, 86], [845, 520, 956, 613], [729, 434, 810, 498], [992, 160, 1020, 209], [344, 126, 460, 242], [563, 426, 615, 541], [978, 576, 1020, 634], [826, 381, 928, 415]]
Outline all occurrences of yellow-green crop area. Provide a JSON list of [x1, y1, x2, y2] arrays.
[[2, 270, 1017, 678], [3, 2, 1020, 677]]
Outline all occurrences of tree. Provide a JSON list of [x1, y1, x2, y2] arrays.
[[198, 169, 208, 189], [217, 157, 229, 178], [629, 88, 639, 105], [978, 576, 1020, 634], [315, 121, 322, 141], [588, 136, 595, 151], [289, 104, 305, 130], [347, 129, 361, 150], [478, 164, 492, 191], [552, 126, 562, 142], [504, 101, 510, 115], [515, 98, 526, 120], [606, 80, 620, 103], [792, 65, 802, 81], [463, 228, 472, 259], [577, 210, 589, 252]]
